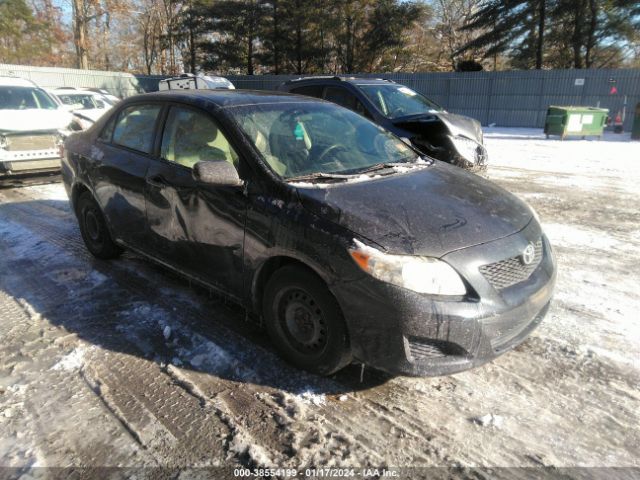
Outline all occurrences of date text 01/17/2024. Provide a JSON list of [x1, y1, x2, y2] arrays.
[[233, 468, 399, 477]]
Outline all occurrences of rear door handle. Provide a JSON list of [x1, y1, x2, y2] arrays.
[[146, 175, 167, 189]]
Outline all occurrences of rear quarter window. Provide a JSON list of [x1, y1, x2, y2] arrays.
[[98, 115, 116, 142]]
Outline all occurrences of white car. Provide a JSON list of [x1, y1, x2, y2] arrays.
[[49, 88, 113, 125], [158, 73, 235, 91], [80, 88, 121, 106], [0, 76, 73, 176]]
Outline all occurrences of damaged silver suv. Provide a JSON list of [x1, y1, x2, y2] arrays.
[[0, 76, 72, 177]]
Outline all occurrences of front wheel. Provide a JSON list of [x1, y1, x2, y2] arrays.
[[76, 192, 123, 259], [263, 265, 352, 375]]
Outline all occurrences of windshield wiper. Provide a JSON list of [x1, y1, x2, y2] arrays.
[[286, 172, 356, 183], [392, 112, 440, 123], [353, 162, 412, 175]]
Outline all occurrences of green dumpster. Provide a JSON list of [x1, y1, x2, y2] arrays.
[[631, 103, 640, 140], [544, 106, 609, 140]]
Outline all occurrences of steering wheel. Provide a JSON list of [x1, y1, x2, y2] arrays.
[[315, 144, 349, 166]]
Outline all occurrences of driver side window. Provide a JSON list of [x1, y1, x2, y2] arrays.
[[160, 106, 239, 170]]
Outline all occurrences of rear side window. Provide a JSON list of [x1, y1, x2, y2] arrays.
[[290, 85, 323, 98], [112, 104, 161, 154], [323, 87, 358, 110]]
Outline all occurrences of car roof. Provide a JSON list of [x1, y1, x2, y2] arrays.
[[122, 89, 323, 108], [53, 88, 93, 94], [0, 76, 38, 88], [283, 76, 396, 87]]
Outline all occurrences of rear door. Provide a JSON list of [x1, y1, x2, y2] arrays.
[[144, 104, 248, 298], [94, 103, 162, 247]]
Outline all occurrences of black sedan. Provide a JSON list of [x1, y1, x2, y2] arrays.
[[61, 90, 556, 376]]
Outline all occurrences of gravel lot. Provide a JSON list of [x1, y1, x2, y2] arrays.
[[1, 128, 638, 476]]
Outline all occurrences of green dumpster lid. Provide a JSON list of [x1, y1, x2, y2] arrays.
[[549, 105, 609, 112]]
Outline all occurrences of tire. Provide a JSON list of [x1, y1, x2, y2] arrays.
[[76, 191, 122, 259], [263, 265, 352, 376]]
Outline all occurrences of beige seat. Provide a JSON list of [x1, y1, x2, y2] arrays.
[[172, 117, 226, 169], [243, 119, 289, 176]]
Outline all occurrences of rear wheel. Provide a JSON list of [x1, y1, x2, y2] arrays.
[[263, 265, 352, 375], [76, 192, 122, 259]]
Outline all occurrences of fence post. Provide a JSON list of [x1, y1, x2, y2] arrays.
[[486, 74, 494, 126], [537, 72, 546, 129]]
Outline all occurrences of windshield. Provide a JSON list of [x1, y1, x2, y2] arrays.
[[56, 93, 98, 109], [358, 84, 444, 120], [229, 102, 419, 179], [0, 86, 58, 110]]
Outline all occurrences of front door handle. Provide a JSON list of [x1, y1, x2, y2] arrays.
[[147, 175, 167, 189]]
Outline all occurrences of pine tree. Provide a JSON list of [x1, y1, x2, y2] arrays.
[[457, 0, 548, 69]]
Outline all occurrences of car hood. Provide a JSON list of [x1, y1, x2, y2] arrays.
[[394, 112, 483, 143], [0, 109, 73, 133], [296, 162, 532, 257]]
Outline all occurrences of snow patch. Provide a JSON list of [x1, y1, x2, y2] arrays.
[[51, 347, 86, 371], [228, 430, 274, 467], [473, 413, 504, 429], [24, 183, 70, 202], [86, 270, 108, 288], [6, 384, 28, 395], [296, 389, 327, 406], [162, 325, 172, 340]]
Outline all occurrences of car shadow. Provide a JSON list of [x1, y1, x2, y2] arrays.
[[0, 199, 393, 397]]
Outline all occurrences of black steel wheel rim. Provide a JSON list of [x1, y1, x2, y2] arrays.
[[84, 207, 102, 245], [276, 287, 328, 355]]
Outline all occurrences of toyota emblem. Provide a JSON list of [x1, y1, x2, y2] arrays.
[[521, 243, 535, 265]]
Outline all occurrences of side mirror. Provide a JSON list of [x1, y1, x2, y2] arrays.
[[192, 160, 243, 187]]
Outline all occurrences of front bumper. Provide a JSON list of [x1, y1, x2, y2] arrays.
[[1, 151, 61, 175], [331, 223, 556, 376]]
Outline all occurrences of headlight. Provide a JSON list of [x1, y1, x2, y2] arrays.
[[450, 135, 481, 164], [349, 241, 467, 295]]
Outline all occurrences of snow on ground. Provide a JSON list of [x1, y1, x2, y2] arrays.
[[484, 127, 640, 181], [0, 127, 639, 472], [484, 128, 640, 370]]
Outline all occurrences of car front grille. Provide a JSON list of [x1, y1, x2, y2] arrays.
[[479, 239, 543, 291], [6, 134, 57, 151]]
